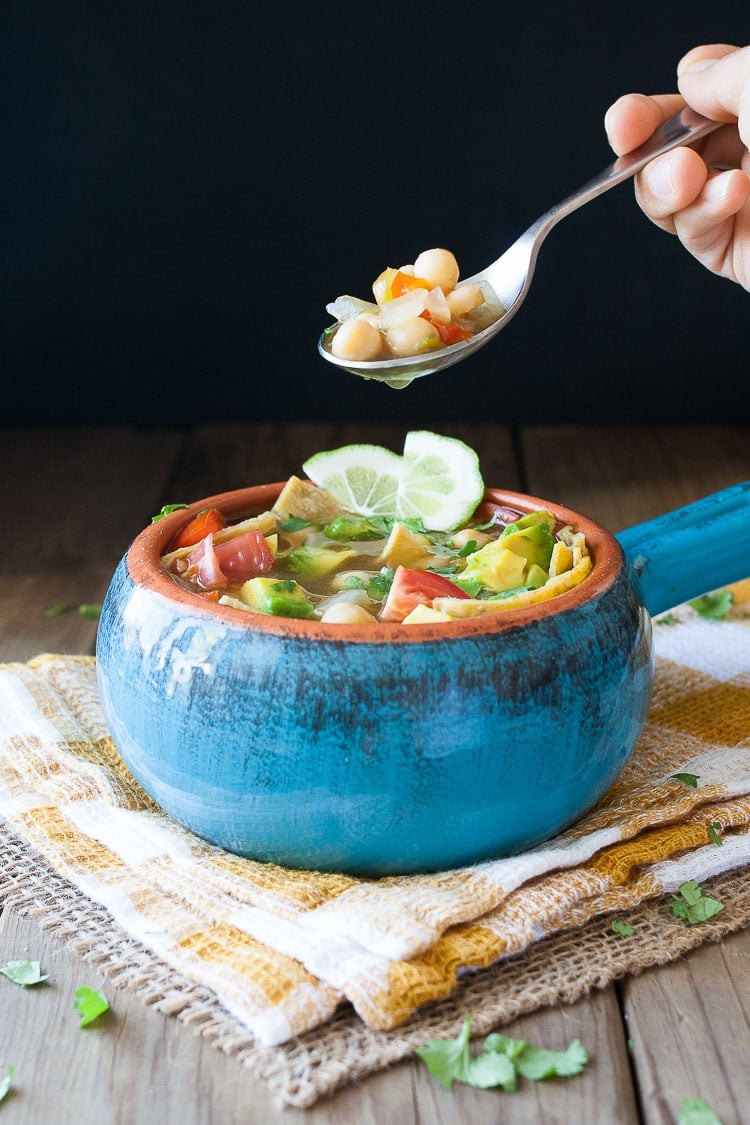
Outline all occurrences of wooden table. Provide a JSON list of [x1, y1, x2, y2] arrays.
[[2, 422, 749, 1124]]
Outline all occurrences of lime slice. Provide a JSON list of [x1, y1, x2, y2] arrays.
[[302, 443, 402, 516], [397, 431, 484, 531]]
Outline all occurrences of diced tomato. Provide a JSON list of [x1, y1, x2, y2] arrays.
[[390, 270, 431, 298], [213, 529, 274, 581], [170, 507, 226, 550], [380, 566, 470, 623], [424, 315, 474, 346]]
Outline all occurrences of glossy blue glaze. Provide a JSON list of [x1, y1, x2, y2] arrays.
[[616, 481, 750, 616], [97, 555, 651, 874]]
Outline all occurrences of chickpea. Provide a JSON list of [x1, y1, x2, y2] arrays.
[[447, 283, 483, 318], [331, 317, 383, 361], [332, 569, 375, 591], [320, 602, 376, 625], [413, 248, 459, 294], [385, 316, 441, 358], [450, 528, 491, 550]]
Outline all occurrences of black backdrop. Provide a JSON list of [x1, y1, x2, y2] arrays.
[[2, 2, 748, 426]]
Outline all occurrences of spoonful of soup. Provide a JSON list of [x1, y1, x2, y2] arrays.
[[318, 107, 720, 390]]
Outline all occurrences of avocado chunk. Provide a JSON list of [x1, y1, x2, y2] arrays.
[[239, 577, 314, 618], [500, 521, 555, 571], [525, 563, 549, 589], [285, 545, 357, 578], [460, 541, 527, 593]]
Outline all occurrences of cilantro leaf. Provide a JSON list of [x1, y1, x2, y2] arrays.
[[514, 1039, 589, 1081], [610, 919, 635, 937], [73, 985, 110, 1027], [416, 1016, 590, 1092], [366, 568, 394, 600], [663, 881, 724, 926], [456, 539, 479, 557], [670, 773, 700, 788], [655, 612, 681, 626], [677, 1096, 722, 1124], [151, 503, 188, 523], [427, 564, 461, 576], [342, 575, 367, 590], [708, 822, 723, 847], [45, 603, 71, 617], [271, 580, 297, 593], [0, 1064, 14, 1104], [689, 590, 734, 621], [0, 960, 49, 987], [78, 604, 102, 620], [279, 515, 314, 533], [415, 1014, 473, 1089]]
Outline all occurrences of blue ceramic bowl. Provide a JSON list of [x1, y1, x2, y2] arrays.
[[96, 481, 750, 874]]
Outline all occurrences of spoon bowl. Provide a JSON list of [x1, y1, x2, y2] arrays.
[[318, 107, 720, 389]]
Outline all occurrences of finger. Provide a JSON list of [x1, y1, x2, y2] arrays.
[[672, 168, 750, 275], [604, 93, 685, 155], [632, 146, 708, 233], [678, 44, 750, 145]]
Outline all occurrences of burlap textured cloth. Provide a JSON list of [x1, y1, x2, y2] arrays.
[[1, 583, 750, 1105]]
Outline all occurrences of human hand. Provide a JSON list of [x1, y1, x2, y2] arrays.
[[604, 44, 750, 290]]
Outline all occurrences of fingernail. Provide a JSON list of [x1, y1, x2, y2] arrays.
[[646, 153, 677, 198], [703, 172, 731, 202], [677, 57, 717, 77]]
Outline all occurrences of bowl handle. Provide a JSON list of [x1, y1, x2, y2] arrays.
[[615, 481, 750, 617]]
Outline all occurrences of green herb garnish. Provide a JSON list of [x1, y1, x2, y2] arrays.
[[670, 773, 700, 788], [152, 503, 188, 523], [367, 568, 395, 599], [428, 565, 461, 576], [689, 590, 734, 621], [0, 960, 49, 986], [610, 920, 635, 938], [73, 985, 110, 1027], [271, 580, 297, 593], [415, 1014, 589, 1091], [45, 603, 71, 617], [655, 612, 681, 627], [0, 1065, 13, 1105], [677, 1096, 722, 1124], [662, 881, 724, 926], [456, 539, 479, 557], [342, 575, 367, 590], [279, 515, 314, 533], [79, 604, 102, 620], [707, 822, 723, 847]]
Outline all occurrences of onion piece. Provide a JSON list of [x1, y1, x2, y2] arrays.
[[326, 295, 379, 322], [379, 287, 429, 330]]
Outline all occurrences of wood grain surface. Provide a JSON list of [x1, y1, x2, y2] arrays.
[[1, 423, 749, 1124]]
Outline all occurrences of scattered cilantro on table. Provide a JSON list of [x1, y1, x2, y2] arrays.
[[415, 1014, 589, 1091], [45, 603, 71, 617], [610, 919, 635, 937], [689, 590, 734, 621], [0, 1065, 14, 1104], [73, 985, 110, 1027], [677, 1096, 723, 1124], [662, 881, 724, 926], [707, 822, 723, 847], [670, 773, 700, 789], [78, 604, 102, 620], [0, 960, 48, 986], [655, 612, 681, 627]]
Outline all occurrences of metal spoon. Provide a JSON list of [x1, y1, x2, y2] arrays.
[[318, 107, 721, 390]]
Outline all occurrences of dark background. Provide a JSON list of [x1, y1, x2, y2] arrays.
[[2, 2, 748, 427]]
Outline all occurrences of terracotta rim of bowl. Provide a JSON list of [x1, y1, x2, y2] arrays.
[[126, 484, 625, 645]]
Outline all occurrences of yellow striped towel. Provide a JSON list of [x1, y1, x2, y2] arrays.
[[1, 582, 749, 1046]]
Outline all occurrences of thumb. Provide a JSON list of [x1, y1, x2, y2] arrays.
[[677, 43, 749, 131]]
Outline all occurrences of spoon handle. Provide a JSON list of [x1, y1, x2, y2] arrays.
[[531, 107, 722, 239]]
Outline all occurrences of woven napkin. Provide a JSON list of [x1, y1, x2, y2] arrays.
[[1, 582, 749, 1054]]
